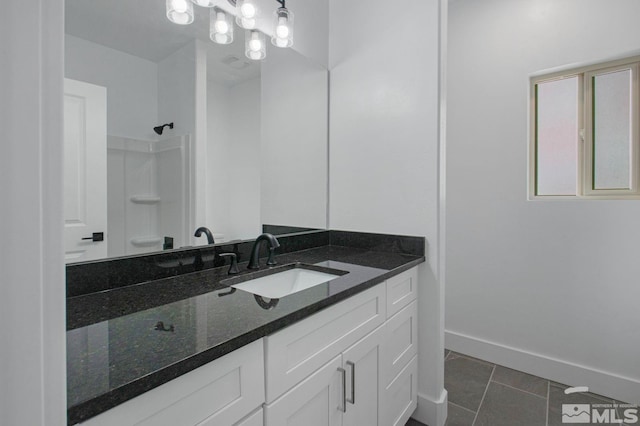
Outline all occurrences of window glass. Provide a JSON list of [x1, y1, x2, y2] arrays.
[[592, 69, 633, 190], [536, 77, 579, 195]]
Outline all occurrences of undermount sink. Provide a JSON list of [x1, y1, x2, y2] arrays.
[[226, 263, 348, 299]]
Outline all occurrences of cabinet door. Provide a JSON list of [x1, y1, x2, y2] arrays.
[[380, 355, 418, 426], [382, 300, 418, 387], [80, 340, 264, 426], [265, 284, 386, 402], [342, 325, 384, 426], [233, 408, 263, 426], [265, 355, 343, 426]]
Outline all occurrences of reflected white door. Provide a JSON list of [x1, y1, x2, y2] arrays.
[[64, 79, 107, 262]]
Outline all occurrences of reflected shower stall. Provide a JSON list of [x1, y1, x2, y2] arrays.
[[107, 135, 192, 257]]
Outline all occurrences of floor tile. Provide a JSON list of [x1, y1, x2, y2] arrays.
[[474, 382, 546, 426], [405, 418, 427, 426], [445, 353, 494, 411], [491, 365, 549, 397], [445, 402, 476, 426], [548, 382, 621, 426]]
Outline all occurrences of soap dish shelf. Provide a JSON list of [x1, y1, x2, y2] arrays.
[[130, 237, 163, 247], [130, 195, 161, 204]]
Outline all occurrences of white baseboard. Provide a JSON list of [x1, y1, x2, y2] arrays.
[[412, 389, 448, 426], [446, 330, 640, 404]]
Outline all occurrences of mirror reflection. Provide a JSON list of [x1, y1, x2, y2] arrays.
[[63, 0, 328, 263]]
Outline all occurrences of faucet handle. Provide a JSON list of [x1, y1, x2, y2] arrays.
[[219, 253, 239, 275]]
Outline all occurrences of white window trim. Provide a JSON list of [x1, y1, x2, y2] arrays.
[[529, 55, 640, 200]]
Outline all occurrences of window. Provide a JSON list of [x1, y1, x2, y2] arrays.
[[530, 56, 640, 199]]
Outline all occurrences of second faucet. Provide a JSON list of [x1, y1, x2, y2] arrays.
[[247, 233, 280, 269]]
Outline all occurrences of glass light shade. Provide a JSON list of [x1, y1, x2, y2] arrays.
[[192, 0, 216, 6], [271, 7, 294, 48], [166, 0, 194, 25], [236, 0, 258, 29], [210, 8, 234, 44], [245, 30, 266, 61]]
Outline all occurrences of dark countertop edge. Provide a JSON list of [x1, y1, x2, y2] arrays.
[[67, 256, 425, 425]]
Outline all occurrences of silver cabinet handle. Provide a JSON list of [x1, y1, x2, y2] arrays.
[[346, 361, 355, 405], [338, 367, 347, 413]]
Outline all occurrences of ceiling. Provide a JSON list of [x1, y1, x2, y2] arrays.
[[65, 0, 260, 85]]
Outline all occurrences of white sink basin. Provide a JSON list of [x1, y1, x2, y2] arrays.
[[230, 266, 342, 299]]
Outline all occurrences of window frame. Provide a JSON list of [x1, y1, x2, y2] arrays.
[[529, 55, 640, 200]]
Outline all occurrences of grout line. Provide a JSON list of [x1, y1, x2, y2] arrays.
[[472, 365, 495, 426], [545, 381, 550, 426], [490, 379, 548, 400], [448, 400, 477, 415]]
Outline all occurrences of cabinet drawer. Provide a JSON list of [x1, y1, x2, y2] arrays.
[[80, 339, 265, 426], [380, 355, 418, 426], [386, 267, 417, 319], [264, 284, 386, 402], [382, 300, 417, 386]]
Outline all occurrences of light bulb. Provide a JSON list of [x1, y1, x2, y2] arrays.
[[214, 16, 229, 34], [236, 0, 258, 28], [167, 0, 194, 25], [240, 3, 256, 18], [214, 33, 231, 43], [239, 17, 256, 29], [245, 30, 266, 60], [249, 39, 262, 52], [172, 0, 188, 13], [276, 25, 289, 39], [210, 8, 233, 44], [271, 7, 293, 48]]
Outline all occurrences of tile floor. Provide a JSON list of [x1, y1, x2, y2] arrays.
[[442, 350, 635, 426]]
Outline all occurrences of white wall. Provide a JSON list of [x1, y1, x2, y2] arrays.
[[206, 78, 262, 241], [207, 81, 233, 239], [447, 0, 640, 404], [227, 78, 262, 240], [261, 48, 328, 230], [0, 1, 66, 425], [329, 0, 446, 424], [65, 35, 159, 141]]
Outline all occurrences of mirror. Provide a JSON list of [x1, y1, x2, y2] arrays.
[[63, 0, 328, 263]]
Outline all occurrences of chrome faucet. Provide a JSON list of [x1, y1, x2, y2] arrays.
[[194, 227, 215, 245], [247, 233, 281, 269]]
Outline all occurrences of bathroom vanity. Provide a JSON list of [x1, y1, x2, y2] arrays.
[[66, 231, 425, 426]]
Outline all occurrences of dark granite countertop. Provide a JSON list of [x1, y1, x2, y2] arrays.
[[67, 244, 424, 425]]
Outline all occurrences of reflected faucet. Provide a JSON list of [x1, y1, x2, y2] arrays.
[[247, 233, 281, 269], [194, 227, 215, 245]]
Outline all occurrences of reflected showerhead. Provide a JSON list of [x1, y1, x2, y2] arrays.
[[154, 122, 174, 135]]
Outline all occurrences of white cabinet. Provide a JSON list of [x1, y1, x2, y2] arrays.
[[386, 267, 418, 319], [381, 299, 418, 426], [80, 340, 264, 426], [264, 356, 343, 426], [342, 325, 384, 426], [264, 265, 420, 426], [265, 326, 384, 426], [264, 283, 387, 402]]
